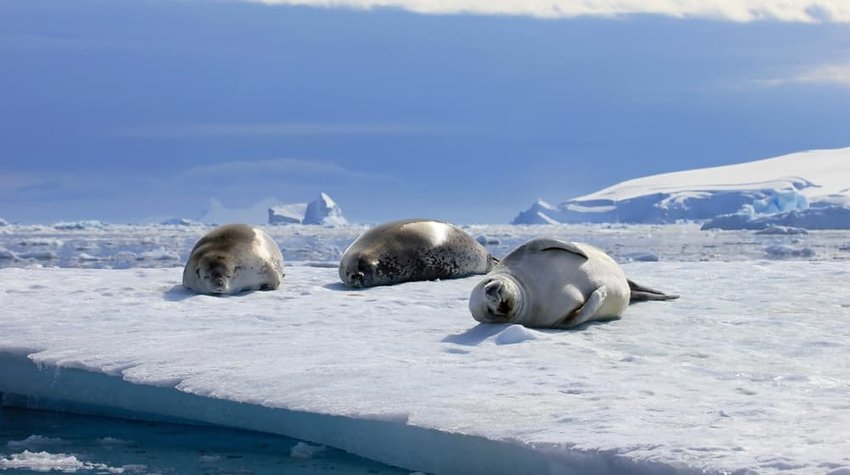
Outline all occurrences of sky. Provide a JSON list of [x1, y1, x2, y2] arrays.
[[0, 0, 848, 224]]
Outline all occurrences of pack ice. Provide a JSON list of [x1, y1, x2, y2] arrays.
[[1, 261, 849, 474]]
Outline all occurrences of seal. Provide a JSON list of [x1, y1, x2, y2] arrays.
[[339, 219, 498, 288], [182, 223, 284, 295], [469, 238, 677, 329]]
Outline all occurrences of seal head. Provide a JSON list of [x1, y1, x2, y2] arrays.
[[469, 274, 525, 324], [193, 252, 237, 294], [182, 223, 284, 295]]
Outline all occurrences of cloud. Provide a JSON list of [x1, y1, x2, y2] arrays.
[[0, 173, 45, 194], [119, 122, 445, 138], [183, 158, 355, 177], [179, 158, 395, 189], [246, 0, 850, 23], [756, 63, 850, 88]]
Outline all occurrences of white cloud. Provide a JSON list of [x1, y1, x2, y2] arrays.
[[246, 0, 850, 23], [119, 122, 442, 138], [0, 173, 44, 194], [757, 63, 850, 88], [183, 158, 354, 177]]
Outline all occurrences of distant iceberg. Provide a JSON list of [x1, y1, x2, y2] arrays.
[[198, 193, 347, 226], [198, 197, 281, 225], [513, 147, 850, 228], [159, 218, 202, 226], [702, 205, 850, 231], [268, 193, 348, 226], [52, 220, 107, 230], [268, 203, 308, 225]]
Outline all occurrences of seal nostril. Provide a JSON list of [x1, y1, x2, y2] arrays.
[[349, 272, 366, 288]]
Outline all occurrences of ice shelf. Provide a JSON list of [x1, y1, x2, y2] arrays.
[[1, 264, 849, 474]]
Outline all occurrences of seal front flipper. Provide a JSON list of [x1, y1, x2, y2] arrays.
[[560, 285, 608, 328], [526, 238, 589, 259], [628, 279, 679, 303]]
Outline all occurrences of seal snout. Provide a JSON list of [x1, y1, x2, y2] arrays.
[[470, 276, 517, 323], [484, 280, 504, 303], [348, 271, 366, 288]]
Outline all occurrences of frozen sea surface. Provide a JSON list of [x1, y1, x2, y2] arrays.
[[2, 259, 849, 474], [1, 223, 849, 270]]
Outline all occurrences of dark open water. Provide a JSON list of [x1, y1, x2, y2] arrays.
[[0, 407, 410, 474]]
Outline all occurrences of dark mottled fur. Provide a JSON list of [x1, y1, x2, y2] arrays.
[[339, 219, 498, 288]]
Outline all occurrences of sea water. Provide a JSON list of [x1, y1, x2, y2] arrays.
[[0, 406, 409, 474]]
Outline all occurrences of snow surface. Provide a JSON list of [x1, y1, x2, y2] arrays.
[[514, 147, 850, 226], [2, 260, 850, 474]]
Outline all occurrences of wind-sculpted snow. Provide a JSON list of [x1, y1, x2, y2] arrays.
[[514, 147, 850, 226], [1, 263, 849, 474]]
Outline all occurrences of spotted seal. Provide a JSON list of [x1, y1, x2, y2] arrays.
[[183, 224, 284, 295], [339, 219, 498, 288]]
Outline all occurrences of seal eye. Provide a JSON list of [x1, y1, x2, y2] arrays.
[[195, 268, 201, 278]]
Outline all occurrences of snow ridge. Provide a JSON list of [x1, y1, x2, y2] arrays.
[[514, 147, 850, 227]]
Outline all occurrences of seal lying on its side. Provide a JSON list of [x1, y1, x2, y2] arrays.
[[183, 224, 284, 295], [469, 238, 677, 329], [339, 219, 498, 288]]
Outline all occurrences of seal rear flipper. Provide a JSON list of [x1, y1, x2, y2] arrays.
[[628, 279, 679, 303], [485, 254, 500, 272], [560, 286, 607, 328]]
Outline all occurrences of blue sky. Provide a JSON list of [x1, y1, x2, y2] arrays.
[[1, 0, 848, 224]]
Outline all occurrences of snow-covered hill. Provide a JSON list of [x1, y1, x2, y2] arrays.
[[514, 147, 850, 228]]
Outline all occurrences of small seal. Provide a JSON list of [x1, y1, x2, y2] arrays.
[[469, 238, 677, 329], [183, 224, 284, 295], [339, 219, 498, 288]]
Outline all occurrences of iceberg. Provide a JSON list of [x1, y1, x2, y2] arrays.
[[198, 198, 282, 225], [267, 203, 308, 225], [158, 218, 201, 226], [52, 220, 107, 230], [702, 206, 850, 230], [268, 193, 348, 226], [303, 193, 347, 226], [514, 147, 850, 227]]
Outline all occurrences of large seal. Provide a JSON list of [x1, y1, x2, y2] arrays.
[[339, 219, 498, 288], [469, 238, 677, 329], [183, 224, 284, 295]]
